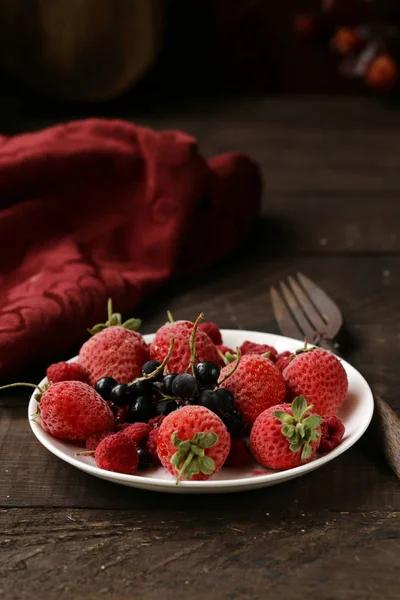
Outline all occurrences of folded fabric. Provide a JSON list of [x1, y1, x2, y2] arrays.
[[0, 119, 261, 376]]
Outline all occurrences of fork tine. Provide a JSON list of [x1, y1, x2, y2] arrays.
[[287, 276, 327, 333], [270, 286, 304, 340], [296, 273, 343, 335], [279, 281, 316, 340]]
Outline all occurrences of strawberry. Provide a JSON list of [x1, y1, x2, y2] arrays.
[[146, 428, 161, 465], [117, 422, 150, 447], [240, 340, 278, 362], [150, 319, 219, 373], [38, 381, 115, 440], [219, 354, 286, 426], [319, 416, 345, 453], [157, 405, 231, 481], [275, 351, 293, 372], [250, 397, 322, 470], [46, 361, 89, 384], [198, 322, 223, 345], [95, 432, 139, 474], [224, 438, 252, 467], [283, 348, 348, 417], [79, 299, 149, 386], [86, 431, 113, 451]]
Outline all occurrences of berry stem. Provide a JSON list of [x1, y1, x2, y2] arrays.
[[0, 382, 44, 393], [129, 338, 175, 386], [107, 298, 113, 322], [175, 452, 194, 485], [189, 313, 204, 376], [166, 310, 175, 323], [217, 348, 242, 385]]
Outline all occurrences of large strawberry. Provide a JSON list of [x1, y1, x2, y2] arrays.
[[283, 348, 348, 417], [38, 381, 115, 440], [157, 405, 231, 481], [150, 317, 219, 373], [79, 299, 149, 385], [219, 354, 286, 426], [250, 397, 322, 470]]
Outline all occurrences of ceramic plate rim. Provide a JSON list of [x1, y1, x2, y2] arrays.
[[28, 330, 374, 492]]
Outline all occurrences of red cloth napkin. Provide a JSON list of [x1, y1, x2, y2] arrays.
[[0, 119, 261, 377]]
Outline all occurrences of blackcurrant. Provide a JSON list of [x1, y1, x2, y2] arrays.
[[142, 360, 163, 380], [198, 389, 221, 413], [162, 373, 178, 395], [110, 383, 136, 407], [131, 378, 153, 397], [215, 388, 235, 412], [94, 377, 118, 400], [172, 373, 197, 398], [195, 361, 221, 386], [137, 448, 152, 470], [155, 399, 178, 416], [222, 410, 244, 437], [151, 384, 163, 401], [128, 396, 155, 422]]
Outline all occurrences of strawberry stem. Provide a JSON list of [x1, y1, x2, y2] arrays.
[[217, 348, 242, 385], [176, 453, 194, 485], [189, 313, 204, 375], [0, 382, 44, 393], [107, 298, 113, 322], [74, 450, 95, 456], [166, 310, 175, 323]]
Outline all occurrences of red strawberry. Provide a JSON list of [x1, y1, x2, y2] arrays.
[[250, 397, 322, 470], [276, 351, 293, 372], [150, 320, 218, 373], [283, 348, 348, 417], [95, 432, 139, 474], [39, 381, 114, 440], [219, 354, 286, 426], [86, 431, 113, 451], [117, 422, 150, 447], [240, 341, 278, 362], [224, 438, 252, 467], [146, 428, 161, 465], [46, 361, 89, 384], [78, 299, 149, 386], [157, 405, 231, 481], [319, 416, 345, 453], [199, 322, 223, 345]]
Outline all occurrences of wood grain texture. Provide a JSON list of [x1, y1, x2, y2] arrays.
[[1, 509, 399, 599], [1, 97, 400, 597]]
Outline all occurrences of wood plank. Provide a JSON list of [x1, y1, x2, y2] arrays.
[[0, 508, 399, 599]]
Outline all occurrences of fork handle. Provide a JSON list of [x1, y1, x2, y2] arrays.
[[318, 337, 341, 356]]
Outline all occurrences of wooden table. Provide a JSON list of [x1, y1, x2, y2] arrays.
[[1, 98, 399, 599]]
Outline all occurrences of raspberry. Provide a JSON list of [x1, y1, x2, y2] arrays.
[[199, 322, 223, 345], [148, 415, 165, 430], [240, 341, 278, 362], [319, 416, 345, 453], [86, 431, 113, 451], [146, 428, 161, 465], [46, 361, 89, 384], [276, 351, 293, 372], [95, 432, 139, 474], [117, 422, 150, 447], [224, 438, 252, 467]]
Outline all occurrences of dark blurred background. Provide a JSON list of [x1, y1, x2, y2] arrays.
[[0, 0, 354, 132]]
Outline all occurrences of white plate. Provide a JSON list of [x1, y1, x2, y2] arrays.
[[28, 330, 374, 494]]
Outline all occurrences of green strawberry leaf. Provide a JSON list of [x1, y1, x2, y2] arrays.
[[87, 324, 108, 335], [274, 411, 295, 425], [291, 396, 309, 422], [289, 440, 304, 453], [122, 318, 142, 331], [303, 414, 323, 429], [199, 455, 215, 475], [191, 444, 205, 457], [301, 441, 313, 461], [296, 422, 306, 438], [281, 424, 296, 439], [224, 352, 238, 364], [200, 432, 218, 449], [171, 450, 187, 467]]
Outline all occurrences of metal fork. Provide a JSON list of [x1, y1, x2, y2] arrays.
[[270, 272, 400, 479], [270, 272, 342, 353]]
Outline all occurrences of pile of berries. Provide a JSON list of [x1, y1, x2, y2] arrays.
[[295, 1, 400, 93], [14, 300, 348, 483]]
